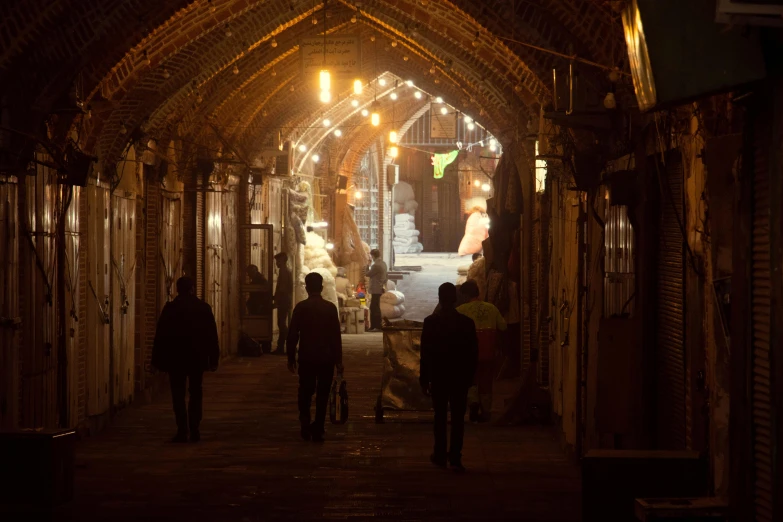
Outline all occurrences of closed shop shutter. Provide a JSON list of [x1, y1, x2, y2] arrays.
[[656, 152, 686, 449], [111, 193, 136, 407], [0, 176, 20, 429], [751, 123, 773, 522]]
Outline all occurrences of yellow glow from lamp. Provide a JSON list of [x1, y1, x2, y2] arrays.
[[371, 112, 380, 126], [473, 179, 481, 187], [319, 90, 331, 103], [389, 130, 398, 143], [361, 109, 369, 117], [389, 146, 399, 158], [319, 70, 331, 91], [353, 79, 363, 95], [355, 190, 363, 199]]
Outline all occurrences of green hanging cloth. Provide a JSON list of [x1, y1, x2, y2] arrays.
[[431, 150, 459, 179]]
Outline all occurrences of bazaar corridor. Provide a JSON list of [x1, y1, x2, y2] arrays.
[[34, 333, 578, 522]]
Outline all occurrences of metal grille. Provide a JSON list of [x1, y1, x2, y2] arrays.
[[354, 149, 379, 249], [751, 128, 773, 522], [604, 205, 635, 316], [111, 193, 136, 407], [655, 153, 687, 450]]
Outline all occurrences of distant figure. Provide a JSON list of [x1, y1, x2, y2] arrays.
[[273, 253, 293, 356], [287, 272, 344, 443], [152, 276, 219, 443], [366, 249, 388, 331], [420, 282, 478, 471], [246, 264, 268, 315], [457, 280, 507, 422]]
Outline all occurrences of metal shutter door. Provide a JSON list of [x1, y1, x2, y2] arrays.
[[751, 126, 773, 522], [656, 152, 686, 449]]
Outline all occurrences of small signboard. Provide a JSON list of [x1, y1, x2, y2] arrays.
[[300, 36, 361, 78], [430, 106, 457, 139]]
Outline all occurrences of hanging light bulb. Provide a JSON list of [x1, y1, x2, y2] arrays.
[[378, 78, 387, 87], [440, 107, 448, 115], [406, 80, 414, 87], [371, 112, 380, 126], [472, 31, 480, 48], [271, 37, 278, 48], [290, 85, 295, 92], [490, 138, 497, 147], [298, 144, 307, 152], [225, 25, 233, 37], [271, 69, 277, 77], [464, 115, 473, 123], [326, 242, 335, 250], [389, 130, 398, 143], [355, 191, 363, 199], [474, 179, 481, 187], [353, 79, 363, 95], [319, 90, 331, 103], [143, 50, 151, 66], [414, 91, 422, 99], [467, 122, 475, 131], [435, 96, 443, 103], [262, 110, 268, 117], [351, 99, 360, 107], [323, 118, 331, 127], [429, 66, 436, 74], [489, 143, 497, 152], [120, 123, 128, 135], [311, 154, 320, 163], [391, 39, 398, 47], [390, 92, 398, 101], [403, 55, 409, 61], [389, 146, 399, 158], [320, 70, 331, 91], [233, 64, 239, 74], [481, 183, 491, 192], [334, 129, 342, 137], [351, 14, 357, 23], [162, 68, 170, 79], [361, 109, 369, 117]]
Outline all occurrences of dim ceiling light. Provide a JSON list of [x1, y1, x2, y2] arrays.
[[334, 129, 342, 137], [351, 99, 360, 107], [390, 92, 398, 100], [440, 107, 448, 115], [353, 79, 363, 95], [323, 118, 331, 127], [482, 183, 491, 192], [271, 37, 278, 48], [361, 109, 369, 117], [390, 146, 399, 158], [435, 96, 443, 103], [311, 154, 320, 163], [414, 91, 422, 99], [233, 64, 239, 74], [298, 144, 307, 152], [379, 78, 387, 86]]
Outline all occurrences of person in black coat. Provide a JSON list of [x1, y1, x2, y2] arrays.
[[152, 277, 220, 443], [420, 282, 478, 470]]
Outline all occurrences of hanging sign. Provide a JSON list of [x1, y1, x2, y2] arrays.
[[430, 106, 457, 139], [300, 36, 361, 77]]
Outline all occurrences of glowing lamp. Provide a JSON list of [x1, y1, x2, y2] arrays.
[[353, 79, 363, 95]]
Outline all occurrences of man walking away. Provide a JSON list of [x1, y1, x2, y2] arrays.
[[366, 249, 387, 331], [420, 283, 478, 471], [152, 277, 220, 443], [273, 252, 293, 355], [457, 280, 507, 423], [287, 272, 344, 442]]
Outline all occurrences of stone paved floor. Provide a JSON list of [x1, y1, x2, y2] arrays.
[[394, 253, 474, 322], [28, 333, 578, 522]]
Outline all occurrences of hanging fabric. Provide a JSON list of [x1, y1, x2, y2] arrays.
[[431, 150, 459, 179]]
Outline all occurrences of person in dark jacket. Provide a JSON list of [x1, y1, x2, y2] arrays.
[[366, 249, 387, 331], [152, 277, 220, 443], [287, 272, 344, 442], [273, 252, 293, 355], [420, 282, 478, 470]]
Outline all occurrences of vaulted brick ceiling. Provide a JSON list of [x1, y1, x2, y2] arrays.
[[0, 0, 625, 178]]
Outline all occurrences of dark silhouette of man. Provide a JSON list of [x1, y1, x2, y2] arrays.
[[366, 249, 387, 331], [287, 272, 344, 442], [245, 264, 268, 315], [152, 276, 219, 443], [420, 282, 478, 470], [273, 252, 293, 355]]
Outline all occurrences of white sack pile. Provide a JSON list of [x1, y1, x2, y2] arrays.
[[393, 213, 424, 254], [296, 266, 339, 309], [458, 209, 490, 256], [296, 232, 338, 305], [379, 290, 406, 319]]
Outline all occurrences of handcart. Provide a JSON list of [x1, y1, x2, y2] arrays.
[[375, 320, 432, 423]]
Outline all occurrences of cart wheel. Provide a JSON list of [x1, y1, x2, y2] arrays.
[[375, 395, 384, 424]]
